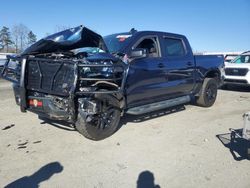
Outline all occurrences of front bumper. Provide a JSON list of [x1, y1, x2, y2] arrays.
[[13, 84, 72, 121], [2, 55, 126, 122], [222, 67, 250, 86], [222, 75, 250, 86]]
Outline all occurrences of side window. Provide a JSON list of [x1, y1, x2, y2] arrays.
[[236, 57, 242, 63], [164, 37, 185, 57], [135, 37, 159, 57], [233, 56, 250, 63]]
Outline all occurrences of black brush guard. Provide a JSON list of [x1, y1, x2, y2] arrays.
[[1, 56, 126, 114]]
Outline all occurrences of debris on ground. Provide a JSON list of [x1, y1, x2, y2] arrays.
[[18, 141, 28, 146], [204, 138, 209, 142], [17, 146, 27, 149], [1, 124, 15, 130], [33, 140, 42, 144]]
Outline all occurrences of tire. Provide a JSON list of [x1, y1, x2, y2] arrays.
[[196, 78, 218, 107], [75, 94, 121, 141], [247, 148, 250, 160]]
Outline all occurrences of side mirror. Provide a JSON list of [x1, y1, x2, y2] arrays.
[[129, 48, 148, 59]]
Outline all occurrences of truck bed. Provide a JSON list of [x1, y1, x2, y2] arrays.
[[195, 55, 224, 76]]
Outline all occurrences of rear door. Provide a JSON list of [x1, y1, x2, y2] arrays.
[[160, 35, 195, 97]]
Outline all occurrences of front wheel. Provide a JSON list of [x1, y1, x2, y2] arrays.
[[196, 78, 218, 107], [75, 95, 121, 141]]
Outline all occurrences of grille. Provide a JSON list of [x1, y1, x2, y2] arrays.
[[225, 68, 248, 76], [26, 59, 75, 96], [224, 79, 248, 84]]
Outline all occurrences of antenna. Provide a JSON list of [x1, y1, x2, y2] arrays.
[[130, 28, 137, 34]]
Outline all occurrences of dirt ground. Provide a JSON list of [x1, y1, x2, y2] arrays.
[[0, 79, 250, 188]]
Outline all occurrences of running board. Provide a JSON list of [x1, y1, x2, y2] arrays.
[[126, 95, 191, 115]]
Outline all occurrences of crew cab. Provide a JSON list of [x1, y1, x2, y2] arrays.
[[1, 26, 224, 140], [222, 51, 250, 86]]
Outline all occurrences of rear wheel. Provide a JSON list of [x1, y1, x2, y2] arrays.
[[75, 95, 121, 141], [247, 148, 250, 160], [196, 78, 218, 107]]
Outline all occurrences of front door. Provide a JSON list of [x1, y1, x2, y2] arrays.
[[125, 36, 169, 108]]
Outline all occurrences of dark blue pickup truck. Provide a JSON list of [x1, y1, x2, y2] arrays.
[[1, 26, 224, 140]]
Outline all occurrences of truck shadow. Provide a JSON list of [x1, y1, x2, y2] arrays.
[[120, 105, 185, 125], [4, 162, 63, 188], [216, 129, 250, 161]]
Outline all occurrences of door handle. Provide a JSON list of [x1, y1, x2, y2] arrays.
[[187, 62, 193, 67], [158, 63, 165, 68]]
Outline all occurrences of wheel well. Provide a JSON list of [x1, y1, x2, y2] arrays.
[[205, 70, 221, 84]]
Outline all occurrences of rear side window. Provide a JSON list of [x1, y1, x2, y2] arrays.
[[163, 37, 185, 57]]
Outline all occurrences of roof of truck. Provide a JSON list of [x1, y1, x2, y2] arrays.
[[106, 30, 186, 39]]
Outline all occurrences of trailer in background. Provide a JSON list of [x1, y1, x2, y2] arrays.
[[230, 112, 250, 160]]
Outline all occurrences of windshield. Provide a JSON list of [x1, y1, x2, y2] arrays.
[[104, 33, 132, 53], [72, 47, 104, 55], [45, 26, 82, 43], [225, 55, 238, 62], [231, 55, 250, 63]]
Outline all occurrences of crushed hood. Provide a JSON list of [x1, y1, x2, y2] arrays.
[[22, 26, 108, 55]]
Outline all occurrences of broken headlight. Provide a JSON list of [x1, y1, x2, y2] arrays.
[[78, 61, 114, 79]]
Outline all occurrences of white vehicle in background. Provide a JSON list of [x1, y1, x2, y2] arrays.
[[224, 54, 239, 64], [222, 51, 250, 86]]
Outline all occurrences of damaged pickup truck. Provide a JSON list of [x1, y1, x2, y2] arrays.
[[1, 26, 224, 140]]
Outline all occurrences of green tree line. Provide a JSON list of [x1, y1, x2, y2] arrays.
[[0, 24, 37, 53]]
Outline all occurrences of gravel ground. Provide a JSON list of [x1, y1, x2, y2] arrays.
[[0, 79, 250, 188]]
